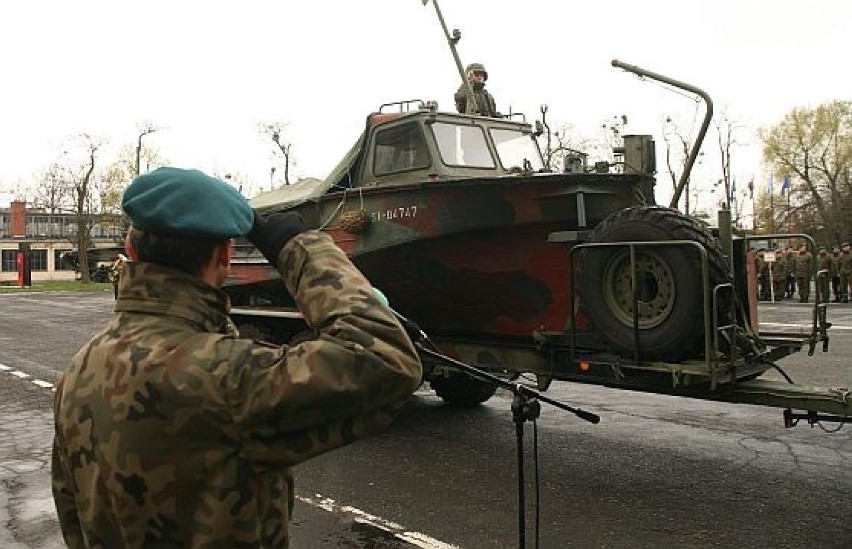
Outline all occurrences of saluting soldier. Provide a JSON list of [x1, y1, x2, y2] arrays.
[[794, 243, 814, 303], [52, 167, 422, 548], [815, 246, 834, 303], [839, 242, 852, 303]]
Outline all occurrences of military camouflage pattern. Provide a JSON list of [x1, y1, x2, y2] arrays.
[[795, 248, 813, 302], [784, 249, 797, 298], [455, 80, 498, 117], [771, 250, 787, 300], [107, 255, 127, 284], [108, 254, 128, 299], [839, 246, 852, 301], [816, 250, 834, 303], [52, 231, 422, 548]]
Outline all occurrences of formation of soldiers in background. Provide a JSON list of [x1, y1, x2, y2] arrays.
[[754, 242, 852, 303]]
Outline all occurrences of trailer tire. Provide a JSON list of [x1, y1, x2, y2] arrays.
[[580, 206, 730, 361], [430, 374, 498, 407], [235, 322, 273, 342]]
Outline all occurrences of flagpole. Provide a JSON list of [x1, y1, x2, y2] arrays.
[[786, 186, 792, 232], [770, 174, 775, 233], [751, 178, 755, 232]]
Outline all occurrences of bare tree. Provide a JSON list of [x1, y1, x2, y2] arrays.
[[541, 124, 596, 172], [715, 108, 747, 224], [50, 134, 106, 283], [538, 106, 629, 173], [32, 162, 70, 214], [714, 109, 745, 207], [662, 116, 694, 213], [259, 122, 294, 187]]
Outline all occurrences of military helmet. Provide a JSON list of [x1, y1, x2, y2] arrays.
[[466, 62, 488, 81]]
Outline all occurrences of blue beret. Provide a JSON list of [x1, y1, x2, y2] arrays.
[[122, 167, 253, 238]]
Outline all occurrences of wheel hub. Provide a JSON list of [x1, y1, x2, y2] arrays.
[[603, 250, 675, 329]]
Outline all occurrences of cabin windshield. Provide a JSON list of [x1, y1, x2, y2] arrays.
[[490, 128, 544, 171], [432, 122, 495, 168]]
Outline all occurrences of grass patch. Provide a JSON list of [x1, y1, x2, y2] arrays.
[[0, 281, 112, 294]]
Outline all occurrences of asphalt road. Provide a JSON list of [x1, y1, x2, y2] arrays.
[[0, 291, 849, 548]]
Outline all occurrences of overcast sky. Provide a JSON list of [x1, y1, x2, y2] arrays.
[[1, 0, 849, 207]]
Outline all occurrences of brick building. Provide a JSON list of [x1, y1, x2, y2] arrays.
[[0, 201, 123, 283]]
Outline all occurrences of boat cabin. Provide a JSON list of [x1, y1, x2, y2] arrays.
[[345, 100, 546, 188]]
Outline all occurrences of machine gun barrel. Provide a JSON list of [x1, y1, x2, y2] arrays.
[[424, 0, 478, 114]]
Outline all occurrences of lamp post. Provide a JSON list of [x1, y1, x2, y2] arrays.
[[135, 126, 158, 176]]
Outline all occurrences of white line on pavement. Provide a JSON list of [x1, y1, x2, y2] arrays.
[[1, 365, 450, 545], [0, 363, 57, 390], [297, 494, 458, 549], [762, 322, 852, 331]]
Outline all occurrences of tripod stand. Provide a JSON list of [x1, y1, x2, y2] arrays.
[[392, 309, 600, 548]]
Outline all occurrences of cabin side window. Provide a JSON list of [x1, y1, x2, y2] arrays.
[[431, 122, 495, 168], [373, 123, 431, 176]]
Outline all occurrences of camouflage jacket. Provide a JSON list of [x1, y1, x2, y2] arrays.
[[771, 255, 787, 281], [454, 81, 499, 117], [52, 231, 422, 548], [784, 253, 797, 277], [840, 251, 852, 275], [794, 251, 813, 278], [107, 255, 127, 285], [816, 253, 834, 277]]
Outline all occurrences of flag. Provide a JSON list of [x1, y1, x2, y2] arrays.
[[780, 175, 791, 196], [747, 175, 754, 200]]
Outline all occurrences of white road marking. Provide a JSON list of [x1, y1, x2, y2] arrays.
[[297, 494, 458, 549], [1, 366, 453, 547], [0, 363, 57, 390], [761, 322, 852, 331]]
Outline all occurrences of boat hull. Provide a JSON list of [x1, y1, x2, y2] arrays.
[[228, 173, 643, 342]]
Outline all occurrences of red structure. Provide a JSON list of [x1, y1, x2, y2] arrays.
[[10, 201, 26, 238]]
